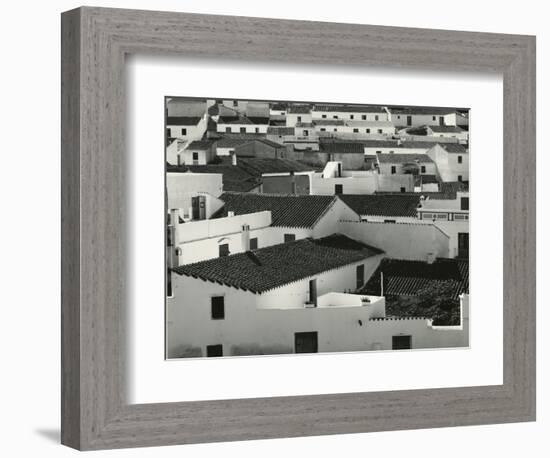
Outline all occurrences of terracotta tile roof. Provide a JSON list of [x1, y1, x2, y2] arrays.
[[387, 106, 460, 115], [314, 119, 345, 126], [214, 193, 341, 228], [173, 235, 384, 293], [314, 104, 386, 113], [287, 105, 312, 114], [166, 116, 202, 126], [237, 158, 314, 175], [376, 153, 434, 163], [339, 194, 421, 217], [360, 258, 469, 299], [320, 142, 365, 154], [267, 126, 295, 136], [186, 140, 214, 150], [439, 143, 467, 153]]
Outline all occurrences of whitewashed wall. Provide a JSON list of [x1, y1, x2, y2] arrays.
[[340, 220, 450, 260]]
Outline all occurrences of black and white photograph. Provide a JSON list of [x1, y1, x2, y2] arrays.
[[164, 98, 470, 359]]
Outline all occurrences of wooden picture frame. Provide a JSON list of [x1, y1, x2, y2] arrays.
[[61, 6, 536, 450]]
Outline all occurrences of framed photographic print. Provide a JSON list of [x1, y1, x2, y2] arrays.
[[61, 6, 536, 451]]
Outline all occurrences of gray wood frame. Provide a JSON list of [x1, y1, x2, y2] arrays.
[[61, 6, 536, 451]]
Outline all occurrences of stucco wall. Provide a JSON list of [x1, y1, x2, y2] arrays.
[[340, 220, 450, 261], [166, 173, 223, 210]]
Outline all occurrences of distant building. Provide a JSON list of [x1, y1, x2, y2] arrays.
[[427, 125, 469, 143], [176, 140, 216, 166], [286, 105, 313, 127], [426, 143, 469, 182], [311, 104, 390, 122], [375, 153, 437, 176], [217, 115, 270, 135], [388, 107, 467, 128]]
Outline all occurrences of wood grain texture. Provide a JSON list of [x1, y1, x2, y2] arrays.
[[60, 6, 536, 450]]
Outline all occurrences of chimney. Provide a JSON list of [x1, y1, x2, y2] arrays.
[[426, 252, 436, 264], [231, 152, 237, 166], [228, 211, 235, 217]]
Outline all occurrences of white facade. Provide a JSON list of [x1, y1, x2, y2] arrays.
[[389, 111, 460, 127], [377, 160, 438, 177], [340, 220, 450, 261], [427, 144, 469, 182], [427, 126, 469, 143], [166, 271, 468, 358], [217, 121, 268, 134], [166, 172, 224, 220], [311, 108, 390, 122], [179, 146, 215, 166], [310, 162, 415, 195], [166, 115, 208, 141], [286, 112, 313, 127]]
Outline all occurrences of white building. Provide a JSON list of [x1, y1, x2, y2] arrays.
[[417, 188, 469, 259], [388, 107, 466, 128], [362, 140, 435, 156], [166, 114, 208, 141], [166, 235, 468, 358], [427, 143, 469, 182], [376, 153, 438, 176], [310, 161, 415, 195], [217, 115, 269, 134], [286, 105, 313, 127], [214, 192, 361, 242], [427, 125, 469, 143], [166, 172, 224, 221], [175, 140, 216, 166]]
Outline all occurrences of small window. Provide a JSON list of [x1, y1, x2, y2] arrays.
[[255, 127, 260, 133], [391, 166, 396, 174], [375, 115, 379, 121], [335, 184, 343, 194], [461, 197, 469, 211], [400, 187, 406, 193], [366, 129, 370, 133], [458, 155, 463, 164], [333, 128, 337, 132], [362, 115, 367, 120], [392, 335, 412, 350], [320, 128, 326, 132], [303, 130, 309, 136], [284, 234, 296, 243], [232, 100, 238, 107], [333, 115, 338, 119], [353, 128, 359, 133], [240, 127, 246, 134], [389, 150, 394, 154], [211, 296, 225, 320], [384, 219, 397, 223], [322, 114, 327, 119], [219, 243, 229, 257], [458, 175, 463, 182], [207, 344, 223, 357], [249, 237, 258, 250], [432, 116, 436, 121], [181, 128, 187, 136], [192, 152, 199, 160], [166, 270, 172, 297], [378, 129, 383, 134], [225, 127, 231, 133], [376, 150, 382, 154], [350, 114, 354, 119], [297, 116, 302, 122], [421, 165, 426, 173]]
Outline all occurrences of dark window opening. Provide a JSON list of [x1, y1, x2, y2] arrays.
[[308, 279, 317, 306], [206, 344, 223, 357], [249, 237, 258, 250], [219, 243, 229, 257], [356, 264, 365, 290], [421, 165, 426, 173], [384, 219, 397, 223], [353, 128, 359, 133], [362, 115, 367, 120], [400, 187, 406, 193], [335, 184, 343, 194], [192, 152, 199, 160], [225, 127, 231, 133], [458, 155, 463, 164], [392, 335, 412, 350], [460, 197, 469, 210], [458, 175, 463, 182], [240, 127, 246, 134], [391, 166, 397, 174], [181, 128, 187, 136], [284, 234, 296, 243], [211, 296, 225, 320], [295, 332, 318, 354]]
